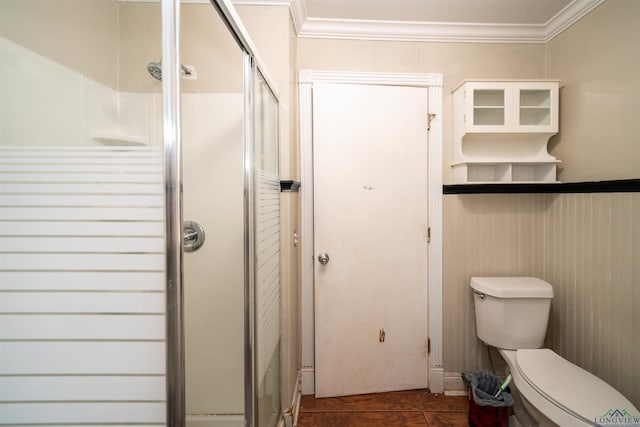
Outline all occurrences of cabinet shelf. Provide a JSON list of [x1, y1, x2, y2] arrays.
[[452, 80, 561, 184], [453, 160, 561, 166]]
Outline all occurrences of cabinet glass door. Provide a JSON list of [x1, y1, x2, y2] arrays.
[[473, 89, 505, 126], [519, 89, 551, 126]]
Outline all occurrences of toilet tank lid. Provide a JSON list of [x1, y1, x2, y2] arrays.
[[470, 277, 554, 298]]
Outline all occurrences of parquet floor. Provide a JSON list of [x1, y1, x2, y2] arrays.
[[297, 389, 469, 426]]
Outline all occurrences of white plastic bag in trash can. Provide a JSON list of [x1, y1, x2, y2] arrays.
[[463, 371, 514, 407]]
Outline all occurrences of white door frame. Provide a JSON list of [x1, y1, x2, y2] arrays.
[[298, 70, 444, 394]]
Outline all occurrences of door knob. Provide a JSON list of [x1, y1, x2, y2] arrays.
[[183, 220, 205, 252], [318, 253, 330, 265]]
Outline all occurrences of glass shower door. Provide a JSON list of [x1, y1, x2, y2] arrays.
[[254, 71, 281, 427], [180, 2, 247, 426], [0, 1, 166, 424]]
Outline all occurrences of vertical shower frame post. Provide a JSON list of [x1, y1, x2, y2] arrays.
[[243, 52, 257, 427], [161, 0, 185, 425]]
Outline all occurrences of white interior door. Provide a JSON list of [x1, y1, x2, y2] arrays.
[[313, 82, 428, 398]]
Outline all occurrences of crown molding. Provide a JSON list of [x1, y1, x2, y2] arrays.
[[291, 0, 605, 43], [544, 0, 606, 41], [289, 0, 307, 34], [119, 0, 292, 3], [120, 0, 604, 43], [232, 0, 292, 6], [298, 70, 442, 87], [298, 19, 547, 43]]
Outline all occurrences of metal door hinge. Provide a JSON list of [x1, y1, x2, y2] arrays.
[[427, 227, 431, 243], [427, 337, 431, 354], [427, 113, 437, 131]]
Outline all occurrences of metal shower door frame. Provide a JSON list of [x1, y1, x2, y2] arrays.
[[161, 0, 280, 426]]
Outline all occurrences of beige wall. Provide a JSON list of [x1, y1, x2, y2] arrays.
[[117, 2, 161, 93], [545, 0, 640, 182], [118, 3, 243, 93], [0, 0, 119, 88], [297, 38, 546, 184]]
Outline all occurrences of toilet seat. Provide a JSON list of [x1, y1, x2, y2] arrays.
[[515, 349, 637, 425]]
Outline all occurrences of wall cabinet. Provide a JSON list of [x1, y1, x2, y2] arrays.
[[452, 80, 561, 184]]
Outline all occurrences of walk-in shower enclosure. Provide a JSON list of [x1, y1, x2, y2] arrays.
[[0, 0, 281, 426]]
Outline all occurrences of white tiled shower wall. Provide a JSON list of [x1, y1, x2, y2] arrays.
[[0, 36, 167, 425], [0, 36, 162, 148]]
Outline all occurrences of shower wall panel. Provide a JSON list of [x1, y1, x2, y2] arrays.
[[0, 36, 161, 148], [0, 21, 166, 425]]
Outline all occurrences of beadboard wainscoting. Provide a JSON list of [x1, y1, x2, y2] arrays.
[[443, 191, 639, 409], [443, 194, 546, 374], [543, 192, 640, 409]]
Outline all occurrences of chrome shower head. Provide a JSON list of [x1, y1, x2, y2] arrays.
[[147, 62, 163, 80], [146, 61, 193, 81]]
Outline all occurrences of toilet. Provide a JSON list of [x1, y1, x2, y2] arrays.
[[471, 276, 639, 427]]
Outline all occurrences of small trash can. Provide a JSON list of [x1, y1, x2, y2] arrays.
[[463, 371, 514, 427]]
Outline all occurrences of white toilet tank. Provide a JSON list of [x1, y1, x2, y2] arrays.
[[471, 277, 554, 350]]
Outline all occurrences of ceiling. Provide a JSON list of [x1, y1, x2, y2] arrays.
[[284, 0, 606, 42]]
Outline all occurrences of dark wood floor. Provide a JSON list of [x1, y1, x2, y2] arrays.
[[297, 389, 469, 426]]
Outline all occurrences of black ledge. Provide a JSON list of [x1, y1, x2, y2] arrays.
[[443, 179, 640, 194], [280, 180, 301, 192]]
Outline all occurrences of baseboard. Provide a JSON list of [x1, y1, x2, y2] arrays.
[[428, 366, 444, 394], [299, 366, 460, 396], [300, 367, 315, 395], [186, 414, 244, 427], [444, 371, 467, 396]]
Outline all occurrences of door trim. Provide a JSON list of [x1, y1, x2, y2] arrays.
[[298, 70, 444, 394]]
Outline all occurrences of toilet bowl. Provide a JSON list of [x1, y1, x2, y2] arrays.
[[500, 349, 637, 426], [471, 277, 639, 427]]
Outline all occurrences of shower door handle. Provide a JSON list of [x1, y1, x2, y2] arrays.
[[183, 220, 205, 252], [318, 253, 330, 265]]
